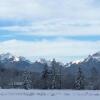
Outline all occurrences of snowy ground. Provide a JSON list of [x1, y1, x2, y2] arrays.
[[0, 89, 100, 100]]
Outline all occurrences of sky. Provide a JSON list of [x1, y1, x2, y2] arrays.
[[0, 0, 100, 63]]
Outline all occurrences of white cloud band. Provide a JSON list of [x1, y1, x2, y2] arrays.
[[0, 39, 99, 62]]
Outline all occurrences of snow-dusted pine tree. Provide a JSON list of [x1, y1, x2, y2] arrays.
[[51, 59, 57, 89], [74, 67, 85, 90], [41, 63, 49, 89], [23, 71, 32, 89]]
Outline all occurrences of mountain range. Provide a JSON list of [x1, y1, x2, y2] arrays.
[[66, 52, 100, 77], [0, 52, 100, 76]]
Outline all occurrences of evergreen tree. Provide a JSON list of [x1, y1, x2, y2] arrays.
[[59, 65, 62, 89], [74, 67, 85, 90], [90, 67, 99, 89], [91, 67, 98, 82], [41, 63, 49, 89], [51, 59, 57, 89], [23, 71, 32, 89]]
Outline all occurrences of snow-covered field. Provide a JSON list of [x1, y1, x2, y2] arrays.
[[0, 89, 100, 100]]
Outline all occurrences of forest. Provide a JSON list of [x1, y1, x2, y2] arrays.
[[0, 58, 100, 90]]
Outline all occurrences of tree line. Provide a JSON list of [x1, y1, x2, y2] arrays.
[[0, 59, 100, 90]]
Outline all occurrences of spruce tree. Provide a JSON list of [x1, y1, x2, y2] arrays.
[[91, 67, 98, 82], [90, 67, 99, 89], [51, 59, 56, 89], [42, 63, 49, 89], [23, 71, 32, 89], [74, 67, 85, 90]]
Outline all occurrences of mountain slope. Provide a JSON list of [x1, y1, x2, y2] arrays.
[[66, 52, 100, 77], [0, 53, 45, 72], [0, 52, 100, 76]]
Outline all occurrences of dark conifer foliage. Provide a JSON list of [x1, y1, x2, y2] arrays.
[[0, 52, 100, 90]]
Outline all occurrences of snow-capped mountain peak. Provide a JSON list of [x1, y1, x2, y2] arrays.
[[92, 52, 100, 61], [13, 57, 20, 62], [0, 53, 13, 59], [72, 60, 83, 64], [84, 52, 100, 62], [92, 52, 100, 58], [93, 51, 100, 56], [0, 53, 20, 62], [65, 59, 83, 67]]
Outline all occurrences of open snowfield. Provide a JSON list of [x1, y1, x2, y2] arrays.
[[0, 89, 100, 100]]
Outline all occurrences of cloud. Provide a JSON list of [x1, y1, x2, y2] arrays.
[[0, 39, 100, 62], [0, 0, 100, 36], [0, 0, 45, 18], [0, 0, 99, 19], [1, 18, 100, 36], [0, 0, 100, 63]]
